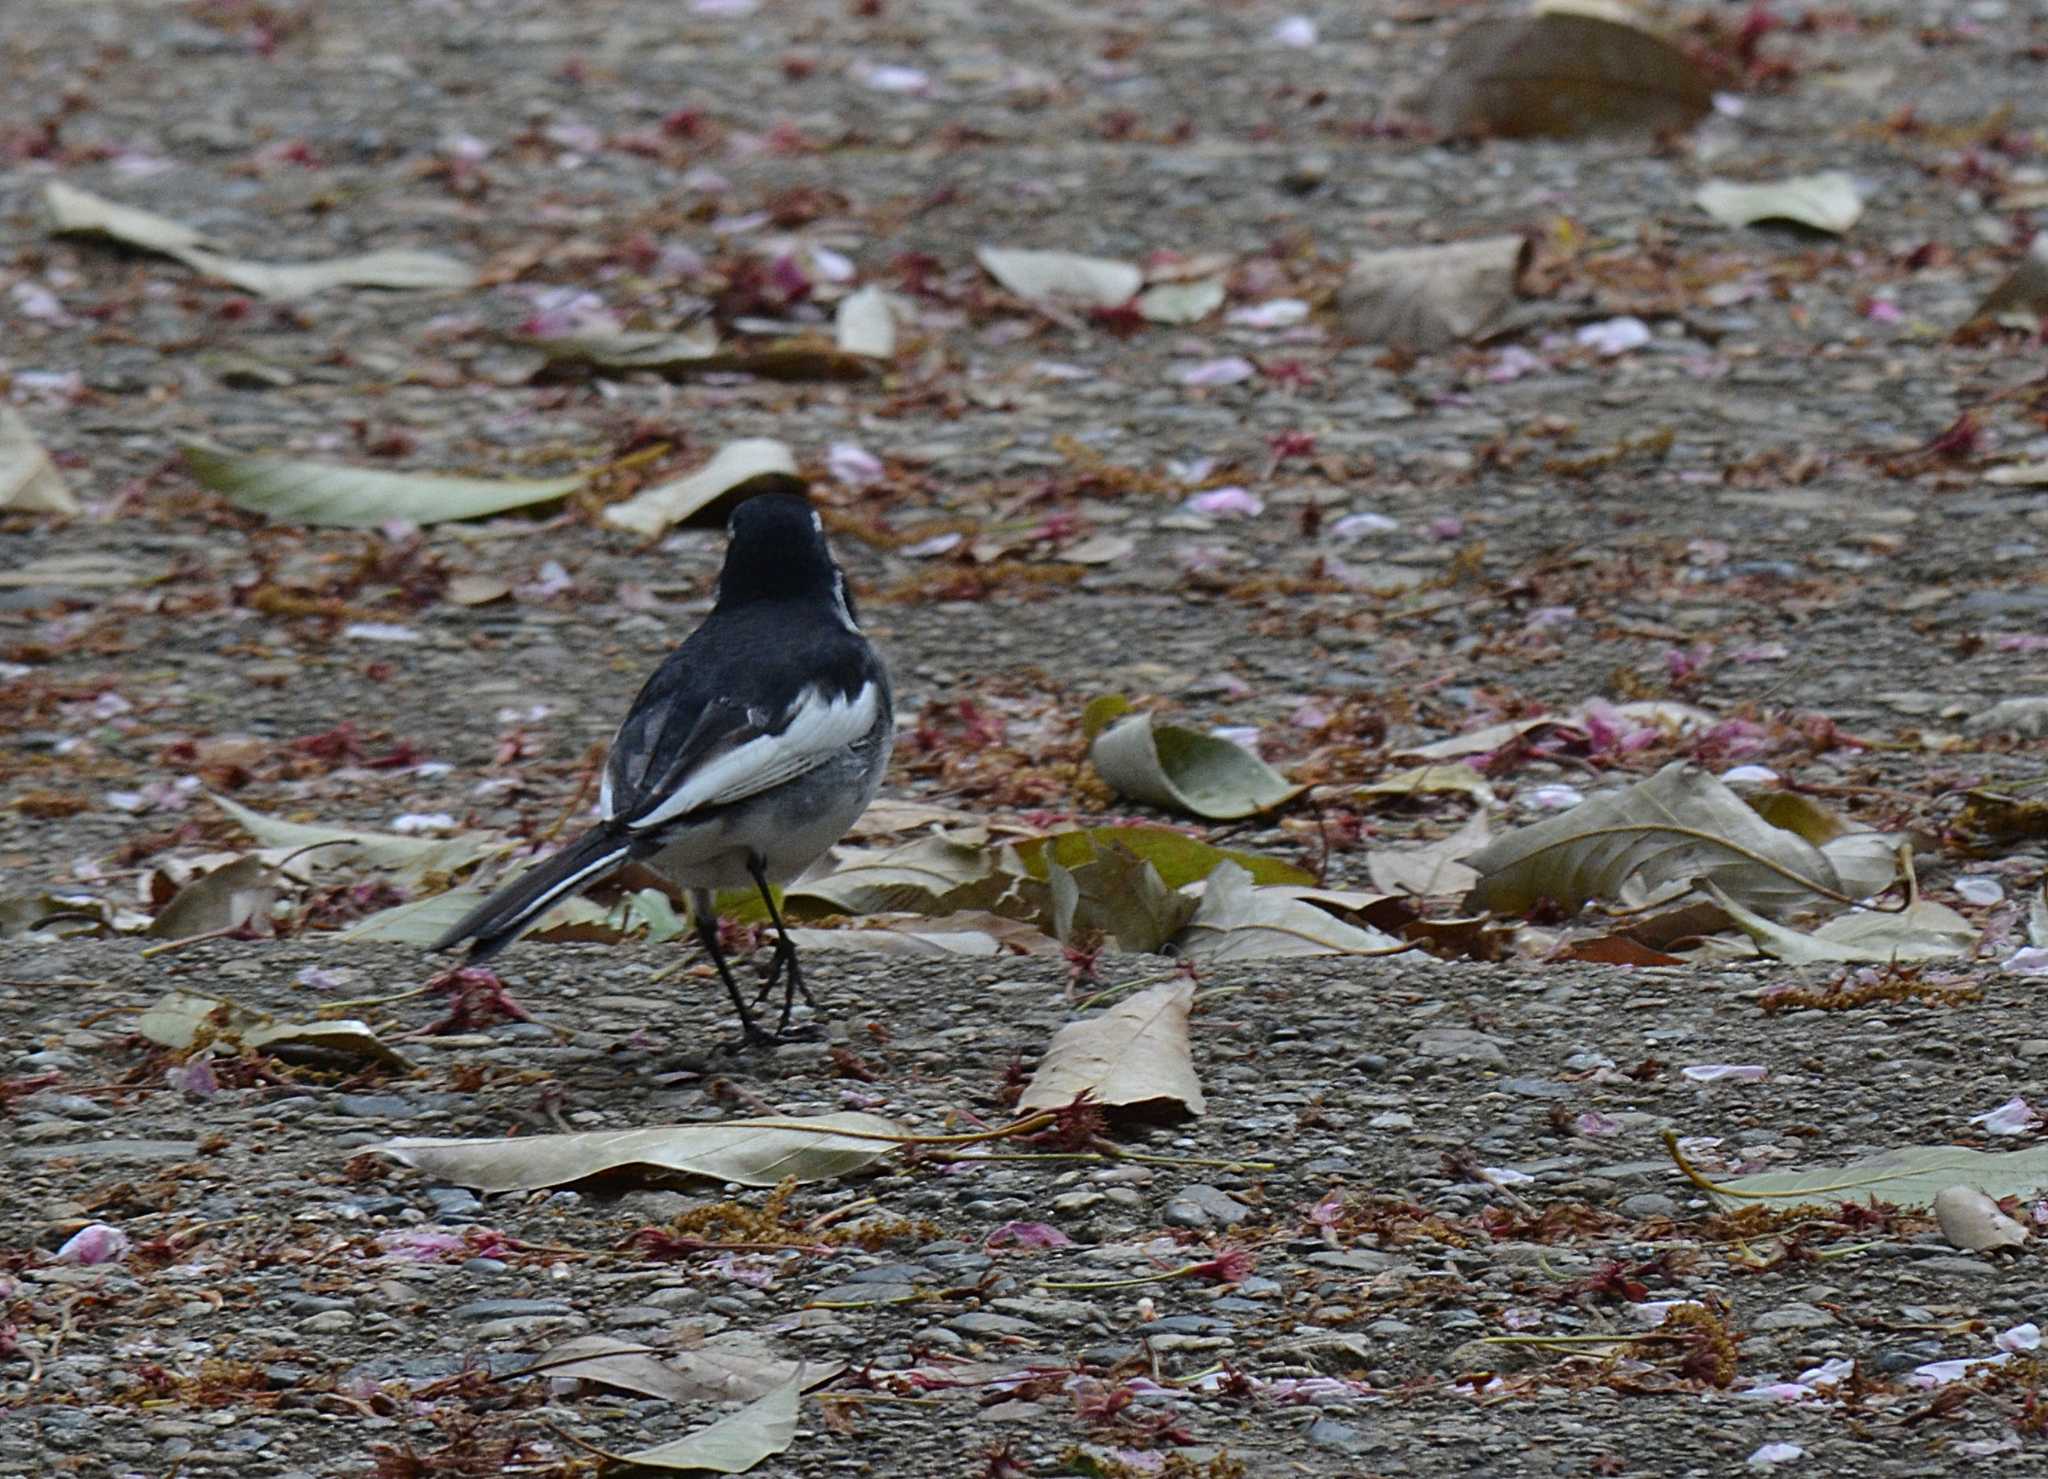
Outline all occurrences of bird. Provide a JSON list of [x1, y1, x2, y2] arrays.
[[431, 488, 893, 1047]]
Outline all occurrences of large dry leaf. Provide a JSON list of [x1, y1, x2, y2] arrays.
[[1046, 840, 1196, 953], [1136, 278, 1225, 325], [1394, 716, 1572, 761], [528, 325, 722, 374], [1970, 234, 2048, 330], [603, 440, 799, 538], [367, 1112, 903, 1191], [0, 553, 159, 590], [1018, 980, 1203, 1115], [783, 918, 1053, 958], [144, 856, 275, 939], [1360, 764, 1498, 806], [47, 181, 474, 297], [697, 340, 880, 382], [779, 832, 1007, 919], [516, 1334, 831, 1405], [183, 444, 582, 527], [1367, 810, 1491, 899], [0, 407, 79, 515], [1707, 886, 1975, 965], [1704, 1143, 2048, 1213], [1338, 236, 1526, 352], [1091, 711, 1303, 820], [1174, 861, 1408, 961], [211, 793, 501, 880], [138, 989, 412, 1069], [1419, 9, 1713, 139], [835, 285, 897, 358], [1695, 173, 1864, 234], [847, 797, 992, 839], [976, 246, 1141, 307], [1463, 762, 1898, 918], [336, 887, 616, 946], [604, 1368, 801, 1473], [0, 891, 128, 940]]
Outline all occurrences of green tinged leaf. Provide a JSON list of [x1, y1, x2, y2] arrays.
[[1045, 840, 1195, 953], [182, 444, 583, 527], [1090, 712, 1303, 820], [1707, 1143, 2048, 1213], [1080, 694, 1133, 745], [1008, 826, 1314, 890]]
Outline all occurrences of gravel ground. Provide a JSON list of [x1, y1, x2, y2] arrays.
[[5, 0, 2048, 1474]]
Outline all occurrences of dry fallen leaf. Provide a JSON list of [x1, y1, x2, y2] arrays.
[[1366, 810, 1491, 899], [143, 856, 276, 940], [47, 181, 475, 297], [138, 989, 413, 1070], [367, 1113, 903, 1191], [1969, 234, 2048, 330], [976, 245, 1142, 307], [526, 324, 722, 375], [601, 1368, 803, 1473], [1136, 278, 1225, 325], [1707, 885, 1975, 965], [0, 406, 79, 515], [1090, 710, 1303, 820], [602, 440, 800, 538], [515, 1334, 833, 1406], [1360, 764, 1498, 806], [1933, 1186, 2028, 1253], [182, 444, 583, 527], [1046, 838, 1196, 953], [1018, 980, 1205, 1116], [211, 793, 502, 880], [835, 285, 897, 358], [1419, 8, 1713, 139], [1465, 762, 1900, 919], [1704, 1143, 2048, 1213], [1338, 236, 1527, 352], [1175, 861, 1409, 961], [1695, 173, 1865, 234]]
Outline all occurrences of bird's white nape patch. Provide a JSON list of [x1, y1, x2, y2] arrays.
[[809, 508, 824, 534], [829, 568, 860, 632], [626, 680, 881, 829]]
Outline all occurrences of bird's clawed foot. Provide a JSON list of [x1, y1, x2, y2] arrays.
[[719, 1017, 825, 1055]]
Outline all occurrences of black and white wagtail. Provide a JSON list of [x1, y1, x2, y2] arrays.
[[432, 489, 893, 1046]]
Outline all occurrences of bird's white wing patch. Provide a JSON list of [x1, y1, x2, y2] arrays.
[[626, 681, 878, 829]]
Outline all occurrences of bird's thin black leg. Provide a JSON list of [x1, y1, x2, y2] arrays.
[[748, 859, 817, 1036], [690, 889, 774, 1050]]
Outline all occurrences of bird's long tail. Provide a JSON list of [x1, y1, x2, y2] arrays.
[[431, 827, 637, 963]]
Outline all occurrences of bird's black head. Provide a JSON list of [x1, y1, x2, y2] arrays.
[[714, 486, 853, 620]]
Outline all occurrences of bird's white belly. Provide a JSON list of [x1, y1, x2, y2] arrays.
[[640, 768, 876, 891]]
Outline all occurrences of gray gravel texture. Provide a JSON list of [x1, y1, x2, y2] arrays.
[[5, 0, 2048, 1474]]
